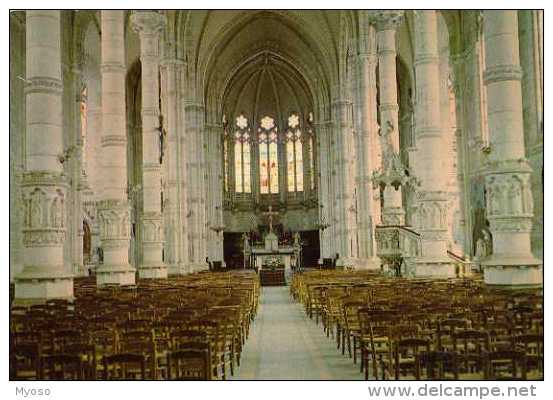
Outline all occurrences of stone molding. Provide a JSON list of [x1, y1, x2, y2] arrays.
[[483, 65, 523, 84], [101, 135, 127, 146], [414, 54, 440, 67], [100, 63, 126, 74], [23, 229, 66, 246], [24, 77, 63, 95]]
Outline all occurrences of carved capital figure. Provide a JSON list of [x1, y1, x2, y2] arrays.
[[369, 10, 405, 31]]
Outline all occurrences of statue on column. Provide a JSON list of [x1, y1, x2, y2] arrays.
[[475, 229, 492, 260], [293, 232, 301, 248], [379, 120, 396, 172], [242, 232, 251, 253]]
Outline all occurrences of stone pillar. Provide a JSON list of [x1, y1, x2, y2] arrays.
[[185, 101, 209, 272], [177, 71, 190, 273], [10, 12, 26, 281], [131, 11, 168, 279], [96, 10, 135, 286], [315, 120, 335, 259], [332, 99, 357, 264], [372, 11, 406, 226], [205, 122, 225, 263], [355, 12, 379, 268], [481, 11, 542, 285], [160, 58, 186, 275], [412, 10, 454, 277], [68, 65, 85, 277], [15, 11, 73, 302]]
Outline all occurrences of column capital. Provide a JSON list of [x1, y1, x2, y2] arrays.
[[130, 11, 166, 36], [369, 10, 404, 31]]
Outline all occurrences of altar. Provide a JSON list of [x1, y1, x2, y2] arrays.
[[245, 206, 301, 285]]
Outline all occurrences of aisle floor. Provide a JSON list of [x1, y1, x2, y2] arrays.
[[232, 286, 364, 380]]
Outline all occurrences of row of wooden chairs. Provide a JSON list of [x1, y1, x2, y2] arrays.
[[291, 270, 543, 380], [11, 271, 260, 380]]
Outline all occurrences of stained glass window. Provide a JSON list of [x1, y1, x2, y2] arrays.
[[258, 116, 279, 194], [234, 115, 251, 193], [285, 113, 304, 193], [307, 113, 316, 191], [227, 112, 316, 196]]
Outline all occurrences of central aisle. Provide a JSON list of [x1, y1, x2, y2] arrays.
[[232, 286, 363, 380]]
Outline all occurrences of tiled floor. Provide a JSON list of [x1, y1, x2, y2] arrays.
[[232, 286, 364, 380]]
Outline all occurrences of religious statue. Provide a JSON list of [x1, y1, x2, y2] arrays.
[[30, 197, 42, 228], [51, 198, 63, 228], [158, 115, 166, 164], [242, 232, 250, 252], [475, 229, 492, 259], [262, 205, 278, 234], [379, 120, 395, 171], [293, 232, 301, 248]]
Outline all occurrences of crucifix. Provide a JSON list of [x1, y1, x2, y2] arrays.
[[262, 205, 279, 234]]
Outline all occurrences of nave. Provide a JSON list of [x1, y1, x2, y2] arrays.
[[11, 269, 543, 381], [233, 286, 362, 380]]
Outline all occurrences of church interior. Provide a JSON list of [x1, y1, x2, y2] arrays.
[[9, 10, 543, 381]]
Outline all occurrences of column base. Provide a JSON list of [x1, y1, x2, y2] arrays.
[[72, 263, 87, 277], [167, 264, 183, 276], [482, 255, 542, 286], [14, 269, 74, 305], [408, 257, 456, 278], [336, 257, 357, 269], [96, 264, 136, 286], [355, 257, 382, 270], [138, 264, 168, 279], [188, 262, 209, 272]]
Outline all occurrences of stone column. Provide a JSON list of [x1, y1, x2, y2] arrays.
[[96, 10, 135, 286], [372, 11, 406, 226], [10, 12, 26, 281], [355, 12, 379, 268], [332, 99, 357, 264], [68, 65, 85, 277], [15, 11, 73, 302], [131, 11, 168, 279], [412, 10, 454, 277], [160, 58, 186, 275], [183, 99, 207, 272], [481, 11, 541, 285], [315, 120, 335, 259], [177, 73, 190, 273], [205, 122, 225, 263]]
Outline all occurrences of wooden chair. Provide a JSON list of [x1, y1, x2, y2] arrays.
[[485, 350, 527, 380], [513, 334, 543, 379], [342, 301, 365, 362], [102, 353, 147, 380], [358, 308, 396, 380], [436, 318, 470, 351], [62, 343, 97, 380], [415, 351, 459, 380], [393, 338, 431, 380], [167, 349, 210, 380], [10, 343, 41, 380], [40, 354, 84, 380], [453, 329, 490, 379], [118, 336, 157, 379]]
